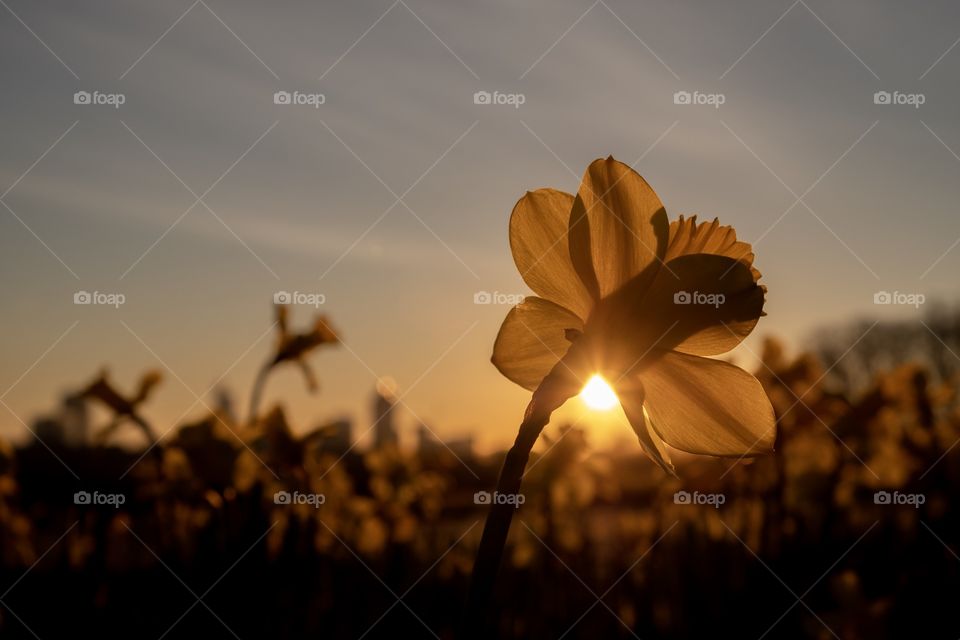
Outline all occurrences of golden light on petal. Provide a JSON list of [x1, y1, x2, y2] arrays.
[[491, 157, 775, 461], [580, 375, 618, 411]]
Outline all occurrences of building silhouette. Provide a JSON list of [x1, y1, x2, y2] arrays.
[[61, 392, 89, 446], [372, 377, 399, 449]]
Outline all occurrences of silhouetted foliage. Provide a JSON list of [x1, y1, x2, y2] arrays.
[[1, 312, 959, 638]]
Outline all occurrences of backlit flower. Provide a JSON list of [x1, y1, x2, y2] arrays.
[[247, 304, 339, 424], [271, 304, 339, 391], [492, 157, 775, 473], [79, 368, 163, 443]]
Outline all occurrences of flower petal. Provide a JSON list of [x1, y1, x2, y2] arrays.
[[492, 297, 584, 391], [510, 189, 596, 320], [639, 350, 776, 456], [568, 157, 669, 300], [591, 253, 764, 368], [666, 215, 761, 282], [616, 381, 676, 476]]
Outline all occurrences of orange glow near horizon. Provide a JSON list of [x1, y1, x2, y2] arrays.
[[580, 375, 619, 411]]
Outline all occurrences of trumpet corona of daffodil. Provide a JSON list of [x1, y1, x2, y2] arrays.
[[466, 157, 775, 633]]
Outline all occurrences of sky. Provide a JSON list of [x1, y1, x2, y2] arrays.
[[2, 0, 960, 451]]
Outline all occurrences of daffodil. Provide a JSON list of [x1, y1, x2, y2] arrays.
[[79, 368, 163, 444], [492, 156, 775, 472], [467, 158, 776, 626], [247, 304, 339, 424]]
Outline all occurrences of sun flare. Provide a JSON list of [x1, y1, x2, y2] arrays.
[[580, 375, 619, 411]]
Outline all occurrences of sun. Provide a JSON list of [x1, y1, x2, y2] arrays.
[[580, 375, 618, 411]]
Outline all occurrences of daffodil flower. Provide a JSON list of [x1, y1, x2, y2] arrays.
[[492, 156, 775, 472], [247, 304, 339, 424], [467, 157, 776, 629], [80, 368, 163, 444]]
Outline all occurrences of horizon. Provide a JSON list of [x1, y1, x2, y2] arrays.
[[3, 0, 960, 451]]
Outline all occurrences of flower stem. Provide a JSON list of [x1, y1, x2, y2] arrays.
[[463, 373, 573, 638], [247, 362, 271, 425], [130, 412, 157, 447]]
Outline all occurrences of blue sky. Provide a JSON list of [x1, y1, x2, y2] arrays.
[[2, 0, 959, 449]]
